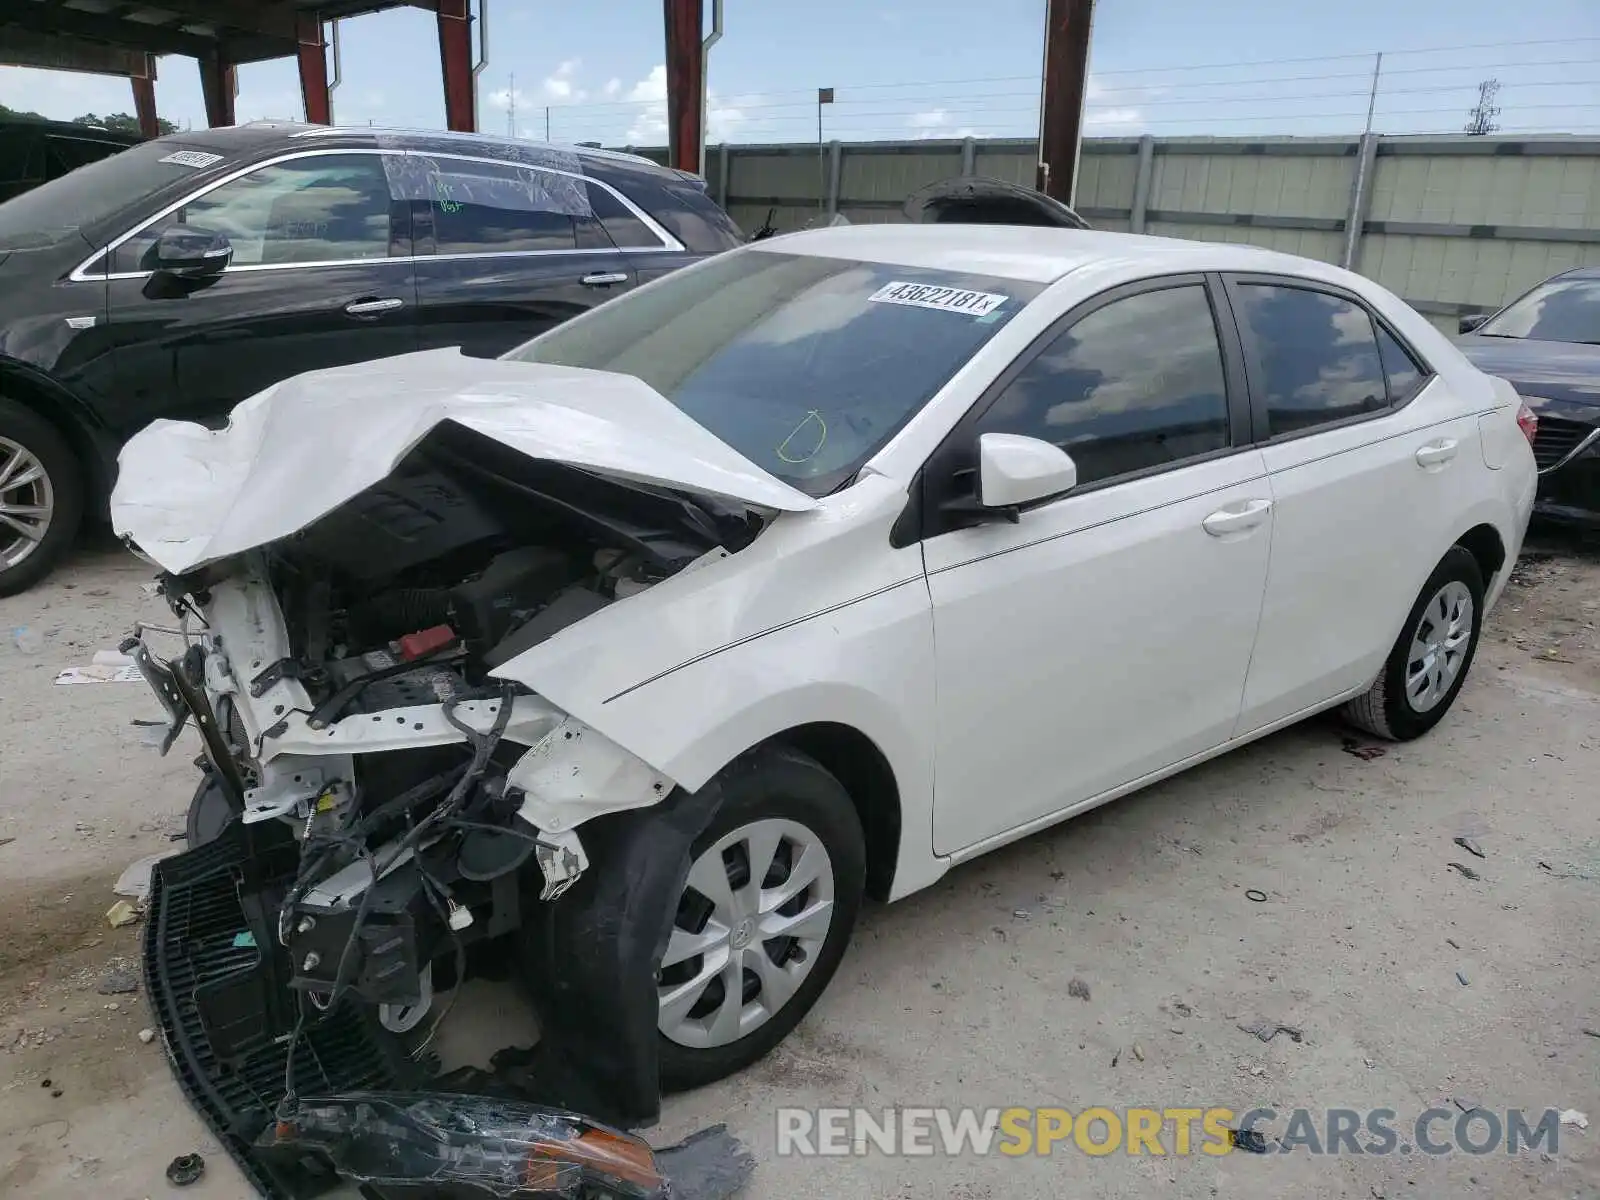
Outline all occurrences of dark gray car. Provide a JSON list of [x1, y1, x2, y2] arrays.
[[1458, 267, 1600, 526], [0, 121, 742, 594]]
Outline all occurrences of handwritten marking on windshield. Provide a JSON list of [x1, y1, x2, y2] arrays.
[[777, 410, 828, 464]]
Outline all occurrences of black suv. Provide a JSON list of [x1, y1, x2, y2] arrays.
[[0, 121, 743, 593]]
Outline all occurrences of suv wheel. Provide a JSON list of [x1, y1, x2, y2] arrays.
[[0, 397, 83, 597]]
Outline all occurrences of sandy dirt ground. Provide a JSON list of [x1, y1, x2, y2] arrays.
[[1, 530, 1597, 1199]]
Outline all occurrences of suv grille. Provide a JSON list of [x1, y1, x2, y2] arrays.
[[1532, 415, 1596, 472]]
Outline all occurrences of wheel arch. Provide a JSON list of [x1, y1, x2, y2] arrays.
[[1454, 521, 1507, 589], [0, 357, 114, 505], [761, 721, 902, 902]]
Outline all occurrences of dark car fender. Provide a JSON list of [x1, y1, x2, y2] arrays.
[[0, 355, 119, 505]]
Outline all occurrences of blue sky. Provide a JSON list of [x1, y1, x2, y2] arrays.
[[2, 0, 1596, 144]]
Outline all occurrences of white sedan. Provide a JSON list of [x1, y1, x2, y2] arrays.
[[114, 224, 1536, 1112]]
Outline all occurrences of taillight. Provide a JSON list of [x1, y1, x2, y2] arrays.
[[1516, 400, 1539, 448]]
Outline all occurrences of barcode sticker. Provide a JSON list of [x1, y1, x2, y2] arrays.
[[159, 150, 224, 169], [868, 281, 1010, 317]]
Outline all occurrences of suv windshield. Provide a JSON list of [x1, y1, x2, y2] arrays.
[[1478, 276, 1600, 345], [506, 248, 1041, 496], [0, 137, 228, 251]]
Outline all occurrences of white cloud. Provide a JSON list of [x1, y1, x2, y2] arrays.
[[621, 64, 747, 147], [487, 85, 526, 111], [602, 77, 622, 99], [1085, 107, 1143, 129], [906, 109, 976, 140], [542, 58, 585, 103]]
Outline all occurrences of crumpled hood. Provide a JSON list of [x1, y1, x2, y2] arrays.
[[111, 346, 818, 574]]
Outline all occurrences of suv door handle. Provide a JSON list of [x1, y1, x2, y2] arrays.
[[1202, 498, 1273, 537], [344, 297, 405, 317], [1415, 438, 1458, 468], [580, 272, 630, 288]]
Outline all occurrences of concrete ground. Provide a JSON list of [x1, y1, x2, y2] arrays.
[[1, 530, 1597, 1199]]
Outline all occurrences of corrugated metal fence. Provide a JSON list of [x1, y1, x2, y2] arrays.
[[630, 135, 1600, 333]]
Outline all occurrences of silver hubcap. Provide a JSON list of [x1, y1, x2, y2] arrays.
[[657, 818, 835, 1049], [0, 437, 53, 569], [1406, 579, 1474, 713]]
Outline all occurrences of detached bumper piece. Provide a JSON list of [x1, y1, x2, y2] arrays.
[[143, 823, 426, 1198], [257, 1094, 754, 1199]]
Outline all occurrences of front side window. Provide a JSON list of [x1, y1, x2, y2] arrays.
[[115, 153, 396, 271], [508, 248, 1042, 496], [1233, 284, 1387, 436], [1477, 276, 1600, 345], [974, 284, 1231, 487]]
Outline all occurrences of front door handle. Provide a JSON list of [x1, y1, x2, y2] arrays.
[[344, 296, 405, 317], [1415, 438, 1459, 468], [581, 272, 630, 288], [1202, 498, 1273, 537]]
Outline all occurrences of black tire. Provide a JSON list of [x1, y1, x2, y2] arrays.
[[657, 746, 865, 1093], [185, 772, 241, 847], [1342, 545, 1485, 741], [0, 396, 84, 598]]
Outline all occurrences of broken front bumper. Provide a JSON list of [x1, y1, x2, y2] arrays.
[[142, 821, 426, 1198]]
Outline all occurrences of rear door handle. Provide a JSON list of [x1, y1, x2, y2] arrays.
[[581, 272, 630, 288], [344, 297, 405, 317], [1415, 438, 1458, 468], [1202, 498, 1273, 537]]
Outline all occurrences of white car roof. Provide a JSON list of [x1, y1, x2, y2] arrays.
[[755, 223, 1324, 286]]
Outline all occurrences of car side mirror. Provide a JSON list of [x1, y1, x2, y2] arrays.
[[153, 224, 232, 278], [977, 432, 1078, 512], [1458, 312, 1489, 335]]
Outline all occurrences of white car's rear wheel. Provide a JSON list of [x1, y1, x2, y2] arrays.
[[657, 747, 864, 1091], [1343, 545, 1485, 741]]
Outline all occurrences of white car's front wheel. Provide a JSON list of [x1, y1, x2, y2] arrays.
[[656, 747, 864, 1091], [1343, 545, 1486, 741]]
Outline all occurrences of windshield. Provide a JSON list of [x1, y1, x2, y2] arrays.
[[0, 138, 229, 251], [506, 248, 1041, 496], [1478, 276, 1600, 345]]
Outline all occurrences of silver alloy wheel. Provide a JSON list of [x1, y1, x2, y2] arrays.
[[1405, 579, 1474, 713], [657, 817, 836, 1049], [0, 437, 54, 569]]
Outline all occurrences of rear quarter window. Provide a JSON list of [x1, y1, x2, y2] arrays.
[[606, 172, 744, 252]]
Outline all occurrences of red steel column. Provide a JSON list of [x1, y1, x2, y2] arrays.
[[1037, 0, 1095, 203], [437, 0, 476, 132], [131, 53, 159, 139], [298, 14, 331, 124], [662, 0, 704, 174], [199, 51, 237, 128]]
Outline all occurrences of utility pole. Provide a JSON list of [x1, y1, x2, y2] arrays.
[[1465, 79, 1501, 136], [817, 87, 833, 214], [506, 71, 516, 136], [1362, 52, 1383, 134]]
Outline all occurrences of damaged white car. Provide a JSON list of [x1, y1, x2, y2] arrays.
[[115, 225, 1535, 1184]]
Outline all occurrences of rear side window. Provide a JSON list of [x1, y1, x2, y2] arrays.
[[1377, 326, 1426, 405], [975, 284, 1230, 486], [1233, 284, 1387, 436], [609, 172, 743, 252], [426, 159, 577, 254], [585, 181, 661, 249]]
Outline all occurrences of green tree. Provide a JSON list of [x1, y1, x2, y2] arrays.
[[73, 111, 179, 136]]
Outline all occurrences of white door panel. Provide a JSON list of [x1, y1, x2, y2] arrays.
[[1237, 381, 1483, 733], [927, 450, 1271, 856]]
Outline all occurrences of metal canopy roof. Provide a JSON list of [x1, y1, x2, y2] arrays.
[[0, 0, 423, 72]]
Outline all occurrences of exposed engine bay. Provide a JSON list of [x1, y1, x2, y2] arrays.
[[123, 424, 767, 1193]]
